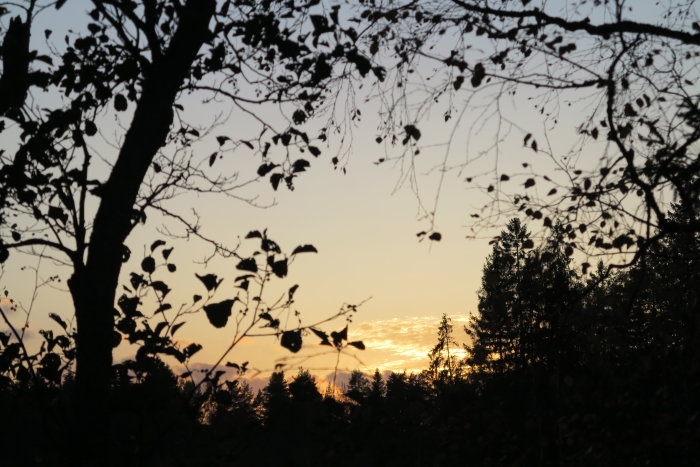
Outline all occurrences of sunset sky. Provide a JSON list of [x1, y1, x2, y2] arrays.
[[0, 0, 672, 381]]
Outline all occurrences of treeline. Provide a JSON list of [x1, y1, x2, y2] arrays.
[[0, 212, 698, 466]]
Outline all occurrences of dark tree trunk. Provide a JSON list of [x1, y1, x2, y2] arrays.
[[68, 1, 215, 463]]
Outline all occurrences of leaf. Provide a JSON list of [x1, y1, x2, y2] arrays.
[[428, 232, 442, 241], [293, 159, 310, 173], [280, 330, 302, 353], [236, 258, 257, 273], [500, 174, 510, 181], [308, 146, 321, 157], [582, 262, 591, 275], [524, 178, 535, 188], [348, 340, 365, 350], [170, 322, 185, 336], [292, 244, 318, 255], [270, 258, 288, 278], [162, 247, 173, 260], [257, 163, 277, 177], [404, 124, 421, 141], [204, 299, 235, 328], [184, 342, 202, 358], [531, 140, 538, 152], [150, 240, 166, 252], [49, 313, 67, 330], [208, 152, 217, 167], [453, 75, 464, 90], [151, 281, 170, 297], [141, 256, 156, 274], [114, 94, 128, 111], [84, 120, 97, 136], [270, 173, 283, 191], [245, 230, 262, 239], [196, 273, 221, 292], [216, 135, 230, 146], [331, 326, 348, 347], [471, 62, 485, 87]]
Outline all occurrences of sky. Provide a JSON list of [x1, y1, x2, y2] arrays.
[[0, 0, 682, 382]]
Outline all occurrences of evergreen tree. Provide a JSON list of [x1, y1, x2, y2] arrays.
[[289, 369, 322, 404], [427, 314, 462, 383], [368, 369, 385, 401], [466, 219, 581, 374], [261, 371, 289, 426], [345, 370, 370, 403], [466, 218, 533, 373]]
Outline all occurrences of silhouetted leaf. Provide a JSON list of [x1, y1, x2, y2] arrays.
[[84, 120, 97, 136], [151, 240, 166, 251], [453, 75, 464, 90], [114, 94, 127, 111], [429, 232, 442, 241], [348, 340, 365, 350], [404, 124, 421, 141], [582, 262, 591, 274], [471, 62, 485, 87], [331, 326, 348, 347], [237, 258, 257, 273], [246, 230, 262, 239], [151, 281, 170, 297], [141, 256, 156, 274], [196, 273, 221, 292], [270, 258, 288, 278], [162, 247, 173, 260], [281, 330, 302, 353], [257, 163, 277, 177], [308, 146, 321, 157], [292, 159, 310, 173], [216, 135, 230, 145], [524, 178, 535, 188], [167, 263, 176, 272], [49, 313, 67, 330], [170, 322, 185, 336], [204, 299, 236, 328], [270, 173, 283, 190], [292, 244, 318, 255]]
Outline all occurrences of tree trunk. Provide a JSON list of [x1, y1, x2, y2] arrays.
[[69, 1, 215, 463]]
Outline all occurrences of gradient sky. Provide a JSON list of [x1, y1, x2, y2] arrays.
[[0, 0, 677, 379]]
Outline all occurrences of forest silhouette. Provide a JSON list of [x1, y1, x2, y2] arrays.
[[1, 213, 699, 466], [1, 0, 699, 465]]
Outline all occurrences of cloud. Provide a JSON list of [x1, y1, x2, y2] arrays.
[[350, 314, 471, 372]]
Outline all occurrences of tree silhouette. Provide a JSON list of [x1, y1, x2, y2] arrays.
[[345, 370, 370, 403], [360, 0, 700, 263], [426, 313, 462, 383], [0, 1, 378, 460]]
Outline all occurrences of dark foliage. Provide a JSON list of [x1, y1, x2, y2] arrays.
[[1, 215, 698, 466]]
